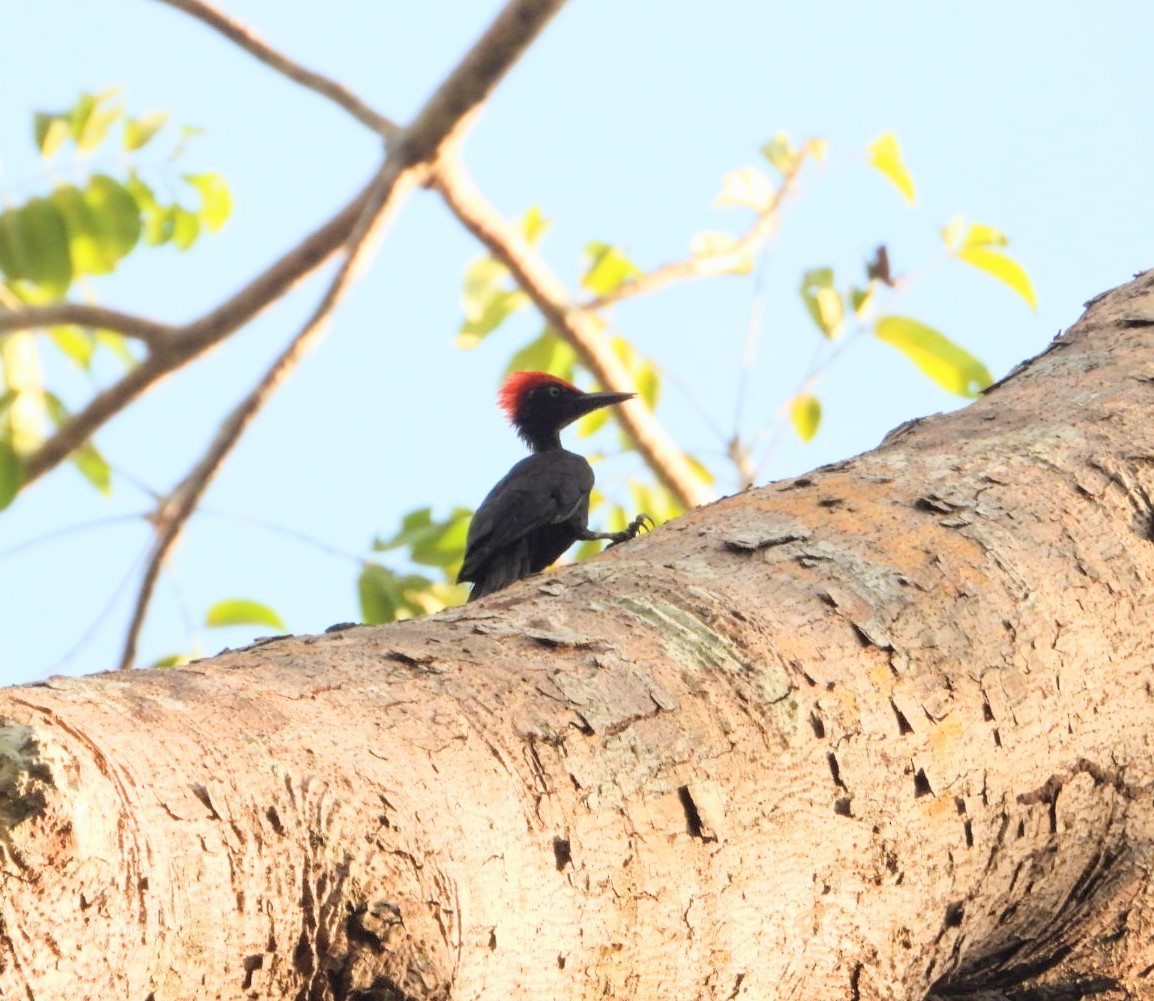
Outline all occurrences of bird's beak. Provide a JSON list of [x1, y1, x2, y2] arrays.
[[565, 389, 635, 426]]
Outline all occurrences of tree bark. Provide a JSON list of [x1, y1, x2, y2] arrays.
[[4, 272, 1154, 1000]]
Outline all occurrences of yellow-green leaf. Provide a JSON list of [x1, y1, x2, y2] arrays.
[[716, 166, 775, 213], [760, 132, 798, 174], [70, 441, 112, 494], [875, 315, 992, 397], [150, 653, 191, 668], [799, 268, 844, 339], [956, 246, 1037, 309], [867, 132, 916, 205], [518, 205, 550, 245], [962, 222, 1007, 249], [183, 172, 232, 232], [34, 114, 71, 159], [790, 393, 822, 441], [205, 598, 286, 631], [582, 242, 641, 296], [124, 110, 168, 151], [171, 206, 200, 250], [690, 231, 753, 273], [507, 329, 577, 381], [49, 325, 95, 370], [940, 214, 965, 251], [76, 101, 123, 153]]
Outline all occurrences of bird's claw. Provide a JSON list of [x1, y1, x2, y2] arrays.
[[607, 513, 655, 547]]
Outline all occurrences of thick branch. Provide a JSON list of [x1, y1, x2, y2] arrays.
[[433, 155, 713, 510], [5, 274, 1154, 999], [155, 0, 401, 139], [0, 304, 177, 351]]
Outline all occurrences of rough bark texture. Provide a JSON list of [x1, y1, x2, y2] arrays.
[[4, 272, 1154, 1000]]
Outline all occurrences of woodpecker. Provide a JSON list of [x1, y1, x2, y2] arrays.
[[458, 371, 653, 601]]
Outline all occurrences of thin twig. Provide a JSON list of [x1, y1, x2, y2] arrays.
[[117, 0, 571, 668], [432, 154, 712, 510], [155, 0, 401, 140], [0, 304, 177, 350], [582, 141, 818, 312]]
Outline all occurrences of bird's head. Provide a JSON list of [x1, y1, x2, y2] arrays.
[[498, 371, 634, 451]]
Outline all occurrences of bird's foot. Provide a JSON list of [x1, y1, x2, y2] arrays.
[[606, 513, 654, 547]]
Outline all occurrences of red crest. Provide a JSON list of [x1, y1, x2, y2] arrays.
[[497, 371, 578, 420]]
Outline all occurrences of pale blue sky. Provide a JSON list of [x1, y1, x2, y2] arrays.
[[0, 2, 1149, 683]]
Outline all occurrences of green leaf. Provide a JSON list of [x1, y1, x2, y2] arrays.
[[0, 439, 23, 510], [799, 267, 844, 339], [874, 315, 992, 397], [506, 329, 578, 381], [760, 132, 798, 174], [150, 653, 191, 668], [790, 393, 822, 441], [86, 175, 142, 262], [359, 564, 403, 624], [205, 598, 286, 631], [52, 184, 114, 276], [49, 325, 95, 370], [373, 507, 472, 572], [0, 208, 34, 281], [21, 198, 73, 295], [955, 246, 1037, 309], [183, 172, 232, 232], [123, 110, 168, 151], [358, 564, 441, 624], [34, 113, 71, 159], [582, 242, 642, 296], [716, 166, 775, 212], [867, 132, 916, 206]]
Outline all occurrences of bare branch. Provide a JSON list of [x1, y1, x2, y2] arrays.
[[118, 164, 417, 670], [432, 155, 713, 511], [21, 174, 376, 489], [582, 142, 817, 311], [0, 304, 177, 351], [155, 0, 401, 140], [116, 0, 572, 667]]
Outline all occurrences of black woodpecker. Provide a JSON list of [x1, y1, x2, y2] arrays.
[[458, 371, 652, 601]]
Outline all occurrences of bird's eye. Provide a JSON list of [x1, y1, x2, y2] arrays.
[[548, 385, 561, 397]]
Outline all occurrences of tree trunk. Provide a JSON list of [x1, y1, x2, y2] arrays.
[[4, 272, 1154, 1001]]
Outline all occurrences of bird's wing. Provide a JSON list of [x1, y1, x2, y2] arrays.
[[458, 452, 593, 583]]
